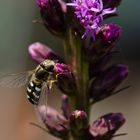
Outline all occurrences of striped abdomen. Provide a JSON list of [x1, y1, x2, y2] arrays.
[[26, 81, 42, 105]]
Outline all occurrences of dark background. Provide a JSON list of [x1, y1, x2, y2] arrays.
[[0, 0, 140, 140]]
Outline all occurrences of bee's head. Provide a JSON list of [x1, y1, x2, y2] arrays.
[[40, 60, 55, 73]]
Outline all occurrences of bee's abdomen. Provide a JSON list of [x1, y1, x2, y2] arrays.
[[26, 81, 42, 105]]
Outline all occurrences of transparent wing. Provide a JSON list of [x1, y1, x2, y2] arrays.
[[0, 71, 33, 88], [38, 82, 49, 107], [38, 80, 55, 107], [35, 83, 49, 122]]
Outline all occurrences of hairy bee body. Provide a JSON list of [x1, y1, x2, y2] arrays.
[[26, 60, 56, 105], [27, 74, 42, 105]]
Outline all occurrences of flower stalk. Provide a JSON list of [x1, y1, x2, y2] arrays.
[[64, 28, 90, 116]]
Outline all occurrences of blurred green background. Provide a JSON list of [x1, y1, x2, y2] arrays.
[[0, 0, 140, 140]]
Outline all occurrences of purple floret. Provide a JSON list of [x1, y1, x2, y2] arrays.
[[67, 0, 117, 39]]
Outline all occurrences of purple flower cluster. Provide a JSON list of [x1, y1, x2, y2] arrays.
[[67, 0, 117, 39], [37, 104, 125, 139], [36, 0, 122, 39], [27, 0, 129, 139]]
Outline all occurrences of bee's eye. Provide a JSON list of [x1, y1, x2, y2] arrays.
[[45, 65, 54, 72]]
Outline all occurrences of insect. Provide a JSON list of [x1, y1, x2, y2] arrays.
[[0, 59, 58, 105]]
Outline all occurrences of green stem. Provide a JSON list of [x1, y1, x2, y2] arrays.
[[81, 58, 90, 117], [63, 29, 90, 116], [62, 28, 91, 140], [70, 30, 90, 116], [63, 33, 73, 63]]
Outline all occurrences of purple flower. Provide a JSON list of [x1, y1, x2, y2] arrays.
[[56, 72, 77, 95], [67, 0, 117, 39], [55, 63, 77, 95], [36, 0, 67, 36], [28, 42, 64, 63], [96, 23, 121, 43], [89, 52, 113, 78], [55, 63, 71, 73], [84, 23, 121, 61], [89, 64, 128, 102], [37, 105, 69, 138], [36, 0, 48, 7], [89, 113, 125, 139], [70, 110, 88, 136]]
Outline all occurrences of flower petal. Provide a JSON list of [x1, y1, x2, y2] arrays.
[[89, 64, 128, 103], [37, 105, 69, 138], [28, 42, 63, 63]]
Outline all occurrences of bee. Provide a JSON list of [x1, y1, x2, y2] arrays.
[[0, 59, 58, 105]]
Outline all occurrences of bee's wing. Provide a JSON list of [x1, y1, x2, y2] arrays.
[[38, 83, 49, 107], [35, 83, 49, 122], [0, 71, 33, 88], [38, 79, 56, 105]]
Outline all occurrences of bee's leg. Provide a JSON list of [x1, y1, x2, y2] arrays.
[[46, 80, 57, 90]]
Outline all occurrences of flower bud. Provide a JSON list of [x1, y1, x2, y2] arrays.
[[37, 105, 69, 138], [70, 110, 88, 136], [36, 0, 67, 36], [86, 24, 121, 61], [103, 0, 122, 9], [98, 23, 121, 44], [89, 64, 128, 103], [89, 113, 125, 139], [55, 63, 77, 95], [89, 52, 113, 78], [28, 42, 64, 63]]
